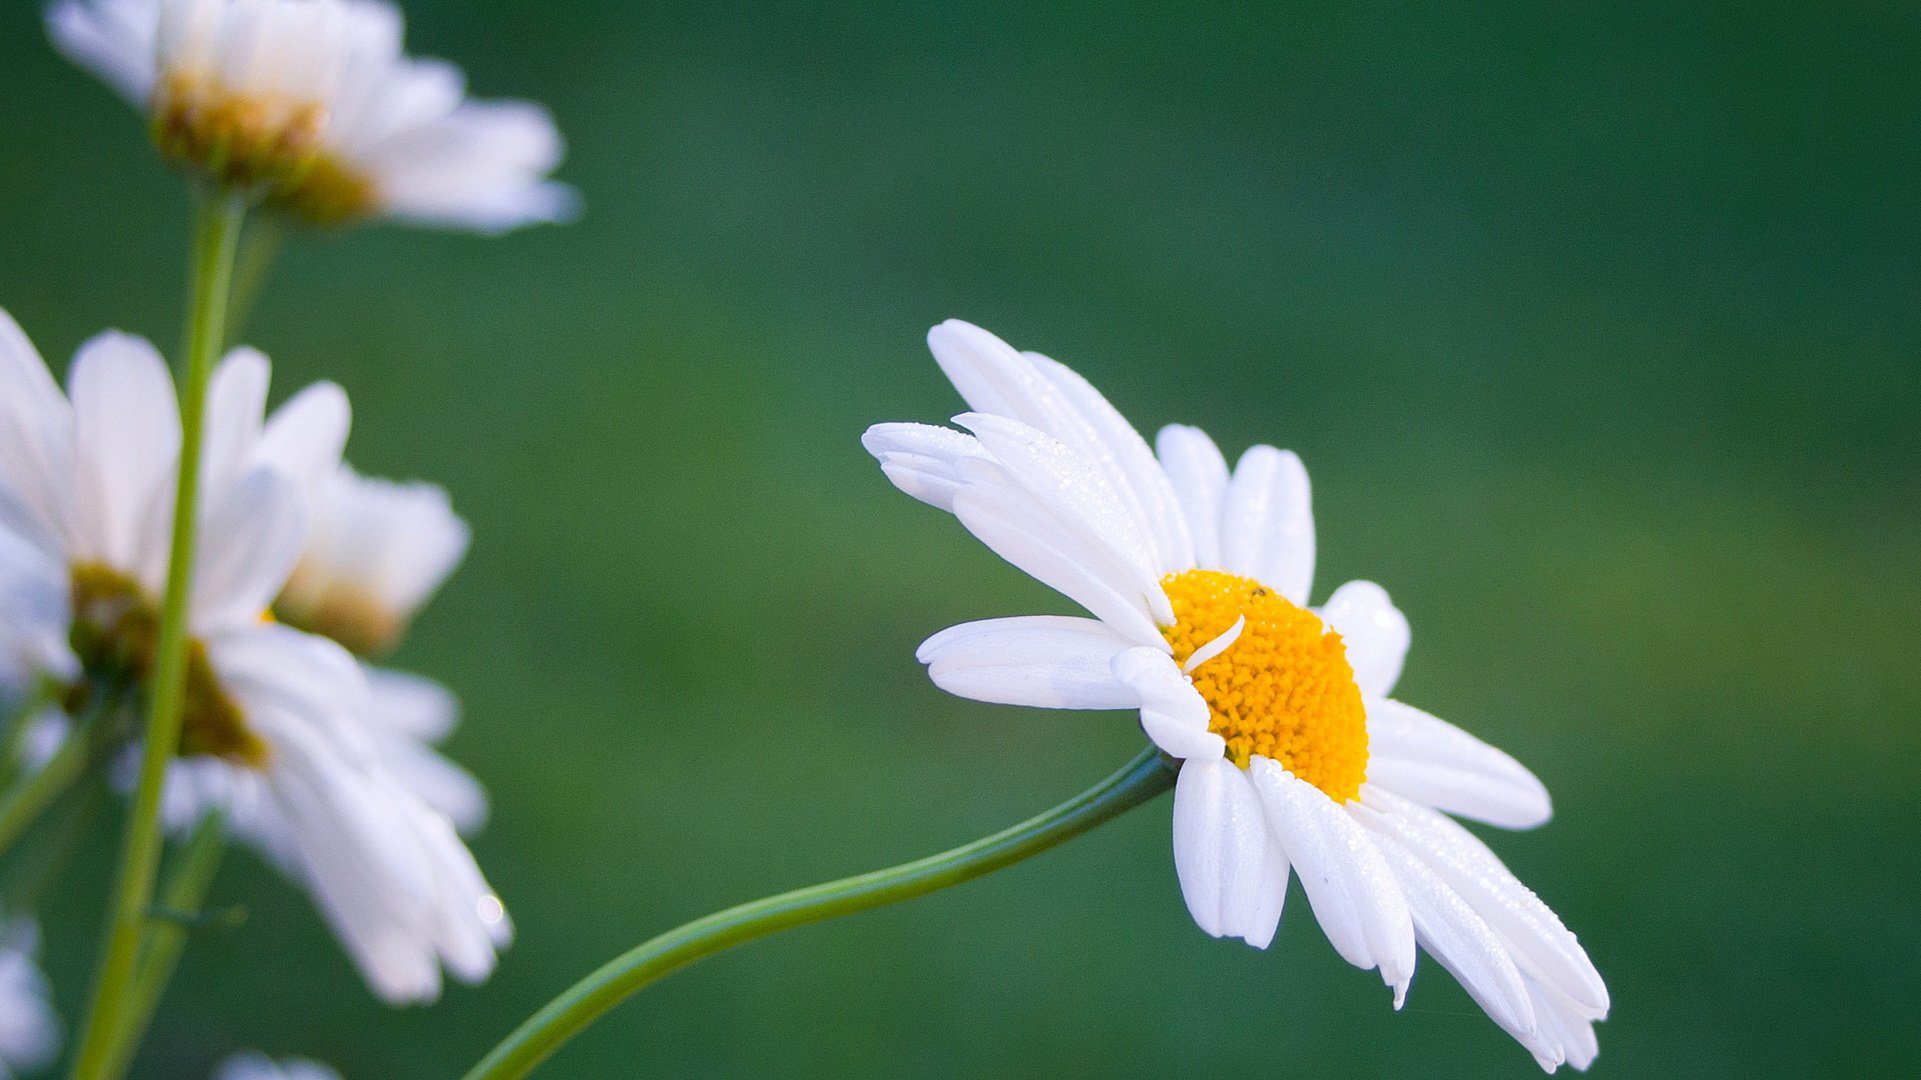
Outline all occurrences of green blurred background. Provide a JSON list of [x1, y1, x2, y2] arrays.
[[3, 1, 1917, 1076]]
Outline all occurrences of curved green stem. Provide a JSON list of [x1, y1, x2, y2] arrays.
[[461, 747, 1176, 1080], [69, 192, 246, 1080]]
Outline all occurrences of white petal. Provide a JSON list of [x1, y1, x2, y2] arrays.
[[1243, 837, 1290, 950], [950, 482, 1164, 645], [47, 0, 163, 103], [1172, 756, 1278, 944], [192, 467, 308, 630], [1524, 971, 1602, 1072], [1369, 825, 1537, 1044], [67, 331, 180, 568], [927, 320, 1185, 571], [1356, 788, 1608, 1015], [1111, 647, 1224, 761], [369, 99, 578, 234], [916, 616, 1136, 710], [1219, 446, 1314, 605], [201, 346, 271, 500], [255, 381, 351, 497], [217, 1052, 345, 1080], [1248, 758, 1415, 1000], [1366, 698, 1552, 830], [1155, 424, 1229, 569], [1024, 350, 1193, 571], [0, 310, 75, 556], [861, 422, 986, 512], [375, 731, 489, 835], [957, 412, 1165, 597], [1318, 580, 1410, 697], [365, 667, 459, 742]]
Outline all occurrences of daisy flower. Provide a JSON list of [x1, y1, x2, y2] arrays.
[[276, 465, 469, 657], [47, 0, 577, 232], [864, 320, 1608, 1071], [0, 917, 59, 1080], [216, 1052, 342, 1080], [0, 308, 508, 1003]]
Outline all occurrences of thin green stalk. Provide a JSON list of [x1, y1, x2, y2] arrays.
[[104, 812, 229, 1079], [0, 717, 94, 859], [0, 687, 118, 860], [0, 680, 56, 784], [69, 192, 246, 1080], [225, 216, 283, 341], [461, 747, 1176, 1080]]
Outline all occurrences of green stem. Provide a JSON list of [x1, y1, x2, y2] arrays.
[[0, 716, 93, 859], [0, 680, 56, 784], [104, 812, 229, 1079], [0, 686, 118, 860], [461, 747, 1176, 1080], [68, 192, 246, 1080], [225, 216, 283, 342]]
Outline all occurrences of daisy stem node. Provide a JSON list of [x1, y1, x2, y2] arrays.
[[461, 747, 1178, 1080], [69, 192, 247, 1080]]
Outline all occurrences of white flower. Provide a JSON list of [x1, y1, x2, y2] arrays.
[[216, 1051, 342, 1080], [865, 320, 1608, 1072], [0, 918, 59, 1079], [47, 0, 577, 232], [276, 465, 469, 656], [0, 308, 508, 1004]]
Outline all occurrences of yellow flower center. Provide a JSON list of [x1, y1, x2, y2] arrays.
[[1160, 569, 1368, 801], [150, 75, 376, 227], [70, 563, 272, 769], [275, 581, 403, 658]]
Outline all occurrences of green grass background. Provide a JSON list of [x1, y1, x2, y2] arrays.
[[2, 1, 1917, 1076]]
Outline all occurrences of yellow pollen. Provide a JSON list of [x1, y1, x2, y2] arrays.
[[1160, 569, 1368, 801]]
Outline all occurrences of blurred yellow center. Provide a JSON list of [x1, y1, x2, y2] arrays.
[[69, 563, 271, 770], [1160, 570, 1368, 801], [150, 75, 376, 226]]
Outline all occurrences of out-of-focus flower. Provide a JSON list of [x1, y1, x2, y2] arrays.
[[0, 918, 59, 1079], [216, 1051, 342, 1080], [0, 308, 508, 1003], [277, 466, 468, 657], [865, 320, 1608, 1071], [47, 0, 577, 232]]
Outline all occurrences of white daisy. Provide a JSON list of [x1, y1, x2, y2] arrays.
[[0, 918, 59, 1080], [865, 320, 1608, 1071], [0, 308, 508, 1003], [276, 465, 469, 657], [216, 1051, 342, 1080], [47, 0, 577, 232]]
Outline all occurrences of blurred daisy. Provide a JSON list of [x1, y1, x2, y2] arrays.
[[277, 465, 469, 657], [0, 917, 59, 1079], [0, 309, 507, 1003], [47, 0, 577, 232], [865, 320, 1608, 1071], [216, 1051, 341, 1080]]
